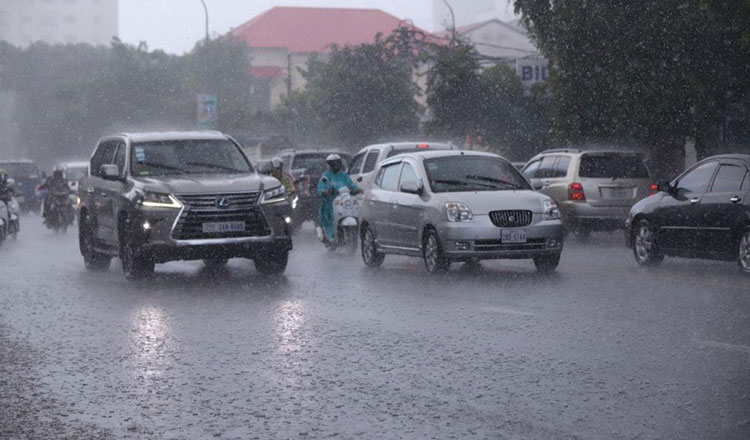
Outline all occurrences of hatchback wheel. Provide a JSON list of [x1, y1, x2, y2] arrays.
[[423, 230, 450, 274], [361, 225, 384, 268], [633, 218, 663, 266], [738, 229, 750, 275]]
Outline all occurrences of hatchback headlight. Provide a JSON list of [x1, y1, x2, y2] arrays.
[[138, 191, 182, 209], [261, 185, 287, 204], [543, 199, 561, 220], [446, 202, 474, 222]]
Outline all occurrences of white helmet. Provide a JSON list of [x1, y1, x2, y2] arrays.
[[326, 153, 341, 162], [271, 156, 283, 170]]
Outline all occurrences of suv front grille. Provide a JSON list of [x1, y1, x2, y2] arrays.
[[489, 210, 533, 228], [172, 192, 271, 240]]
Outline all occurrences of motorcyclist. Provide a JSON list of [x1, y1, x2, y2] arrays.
[[270, 157, 297, 197], [37, 167, 71, 224], [317, 154, 359, 243], [0, 170, 15, 203]]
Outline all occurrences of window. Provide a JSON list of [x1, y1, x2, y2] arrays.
[[398, 163, 419, 190], [424, 156, 530, 193], [375, 163, 401, 191], [362, 150, 380, 173], [579, 153, 650, 179], [676, 161, 718, 194], [113, 143, 127, 177], [553, 156, 571, 177], [90, 141, 117, 177], [522, 159, 540, 179], [535, 156, 558, 178], [710, 164, 746, 193], [349, 152, 365, 174], [130, 140, 252, 177]]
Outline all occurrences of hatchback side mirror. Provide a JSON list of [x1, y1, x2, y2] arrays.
[[400, 181, 423, 195], [656, 180, 673, 194], [100, 164, 120, 181]]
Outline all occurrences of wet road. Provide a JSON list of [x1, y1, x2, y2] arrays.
[[1, 215, 749, 439]]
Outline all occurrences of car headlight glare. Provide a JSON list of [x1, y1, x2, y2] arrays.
[[261, 185, 287, 204], [543, 199, 561, 220], [139, 191, 182, 209], [446, 202, 474, 222]]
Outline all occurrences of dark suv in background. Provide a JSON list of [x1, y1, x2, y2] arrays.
[[0, 159, 42, 212], [78, 131, 293, 279]]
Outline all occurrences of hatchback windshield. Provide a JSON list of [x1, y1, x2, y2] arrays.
[[579, 153, 650, 179], [130, 140, 252, 177], [424, 156, 531, 192]]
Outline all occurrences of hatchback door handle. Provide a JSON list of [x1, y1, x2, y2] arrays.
[[730, 196, 741, 204], [690, 198, 700, 204]]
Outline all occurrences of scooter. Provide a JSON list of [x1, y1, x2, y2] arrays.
[[318, 184, 362, 254], [45, 188, 75, 233]]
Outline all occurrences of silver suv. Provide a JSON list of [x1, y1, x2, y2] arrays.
[[359, 151, 564, 273], [78, 131, 293, 279], [522, 149, 654, 237]]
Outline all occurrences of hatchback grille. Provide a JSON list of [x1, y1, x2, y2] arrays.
[[172, 192, 271, 240], [474, 238, 546, 251], [489, 210, 533, 227]]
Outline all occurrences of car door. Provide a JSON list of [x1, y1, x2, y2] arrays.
[[655, 160, 719, 251], [389, 161, 424, 249], [348, 151, 365, 177], [355, 149, 382, 191], [98, 140, 128, 244], [695, 161, 749, 255], [366, 161, 401, 246], [86, 140, 118, 242], [522, 158, 541, 189]]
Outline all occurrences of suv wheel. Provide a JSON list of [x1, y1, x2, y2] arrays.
[[254, 250, 288, 275], [533, 253, 561, 273], [79, 213, 111, 271], [423, 229, 450, 274], [361, 225, 384, 268], [633, 218, 664, 266], [737, 228, 750, 275], [119, 223, 154, 280]]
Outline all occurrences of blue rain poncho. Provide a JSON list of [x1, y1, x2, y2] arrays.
[[317, 171, 359, 241]]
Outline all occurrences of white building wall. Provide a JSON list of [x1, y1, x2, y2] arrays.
[[0, 0, 118, 47], [433, 0, 514, 30]]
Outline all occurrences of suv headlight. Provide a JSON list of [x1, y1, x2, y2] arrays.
[[261, 185, 287, 204], [138, 191, 182, 209], [543, 199, 561, 220], [445, 202, 474, 222]]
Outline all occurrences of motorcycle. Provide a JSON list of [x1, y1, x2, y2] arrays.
[[318, 183, 362, 254], [45, 188, 75, 233], [0, 178, 20, 244]]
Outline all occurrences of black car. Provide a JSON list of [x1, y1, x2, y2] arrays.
[[626, 154, 750, 274], [0, 159, 42, 212]]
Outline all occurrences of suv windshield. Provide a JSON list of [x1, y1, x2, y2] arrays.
[[0, 162, 40, 178], [130, 139, 252, 177], [424, 156, 531, 193], [579, 153, 650, 179]]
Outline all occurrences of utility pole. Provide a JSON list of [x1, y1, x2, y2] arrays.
[[199, 0, 209, 42], [441, 0, 456, 43]]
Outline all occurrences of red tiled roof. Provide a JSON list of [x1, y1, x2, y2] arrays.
[[230, 6, 430, 53], [250, 66, 283, 78]]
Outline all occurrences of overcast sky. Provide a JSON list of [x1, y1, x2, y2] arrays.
[[119, 1, 517, 54]]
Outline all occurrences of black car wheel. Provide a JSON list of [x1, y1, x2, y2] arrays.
[[254, 250, 289, 275], [79, 213, 111, 271], [361, 225, 384, 268], [423, 229, 450, 274], [203, 258, 228, 269], [737, 229, 750, 275], [533, 253, 561, 273], [633, 218, 664, 266], [119, 222, 154, 280]]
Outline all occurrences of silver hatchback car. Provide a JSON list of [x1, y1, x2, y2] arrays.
[[359, 151, 565, 273]]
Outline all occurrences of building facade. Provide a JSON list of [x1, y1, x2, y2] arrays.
[[0, 0, 118, 47], [432, 0, 516, 30]]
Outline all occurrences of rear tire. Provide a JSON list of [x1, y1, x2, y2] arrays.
[[737, 228, 750, 275], [632, 218, 664, 267], [533, 253, 561, 273], [361, 225, 384, 268], [423, 229, 450, 274], [79, 213, 111, 271], [254, 250, 288, 275]]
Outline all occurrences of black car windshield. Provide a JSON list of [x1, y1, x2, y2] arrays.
[[130, 140, 253, 177], [424, 156, 531, 193], [579, 153, 650, 179], [0, 162, 40, 178]]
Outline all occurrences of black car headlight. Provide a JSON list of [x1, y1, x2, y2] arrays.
[[261, 185, 287, 204]]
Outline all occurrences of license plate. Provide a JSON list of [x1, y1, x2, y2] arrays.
[[202, 221, 245, 233], [501, 229, 527, 243], [606, 187, 629, 199]]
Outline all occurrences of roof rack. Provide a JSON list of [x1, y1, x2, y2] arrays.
[[539, 148, 580, 154]]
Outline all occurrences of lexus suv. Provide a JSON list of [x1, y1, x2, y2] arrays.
[[78, 131, 293, 279]]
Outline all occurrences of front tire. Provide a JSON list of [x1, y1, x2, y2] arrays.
[[79, 213, 111, 271], [737, 228, 750, 275], [361, 225, 384, 268], [423, 229, 450, 274], [119, 220, 154, 280], [254, 250, 288, 275], [533, 253, 561, 273], [633, 218, 664, 267]]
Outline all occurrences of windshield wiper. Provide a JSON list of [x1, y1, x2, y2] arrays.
[[432, 179, 469, 186], [465, 175, 521, 189], [186, 162, 243, 173]]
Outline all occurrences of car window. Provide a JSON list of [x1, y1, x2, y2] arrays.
[[522, 159, 540, 179], [579, 154, 650, 179], [90, 141, 117, 177], [362, 150, 380, 173], [425, 156, 531, 192], [113, 142, 127, 177], [399, 162, 419, 190], [676, 161, 718, 194], [535, 156, 557, 178], [553, 156, 571, 177], [743, 171, 750, 191], [349, 152, 365, 174], [130, 139, 252, 177], [710, 164, 746, 193], [375, 162, 401, 191]]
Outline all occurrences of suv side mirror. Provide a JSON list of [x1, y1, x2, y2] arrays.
[[532, 180, 544, 190], [656, 180, 673, 194], [400, 181, 423, 195], [100, 164, 120, 181]]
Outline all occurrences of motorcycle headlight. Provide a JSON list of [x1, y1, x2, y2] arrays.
[[261, 185, 287, 204], [543, 199, 561, 220], [445, 202, 474, 222], [138, 191, 182, 209], [291, 194, 299, 210]]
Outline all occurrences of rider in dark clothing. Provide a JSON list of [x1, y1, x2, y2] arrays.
[[0, 170, 15, 204], [37, 168, 71, 224]]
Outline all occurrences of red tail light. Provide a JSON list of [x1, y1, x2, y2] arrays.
[[649, 183, 658, 196], [417, 143, 430, 149], [568, 182, 585, 201]]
